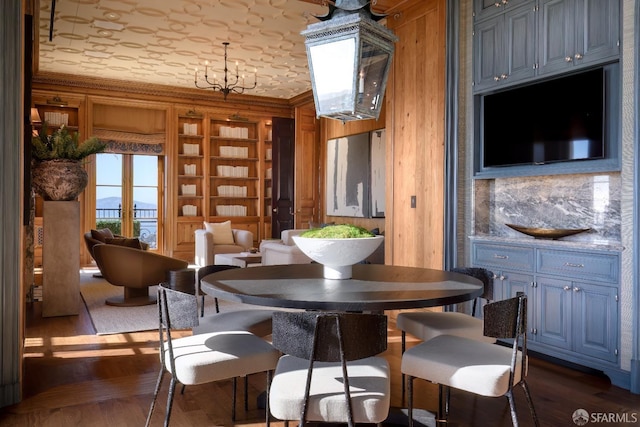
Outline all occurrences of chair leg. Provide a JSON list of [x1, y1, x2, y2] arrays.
[[505, 390, 519, 427], [520, 381, 540, 427], [437, 384, 450, 426], [232, 377, 237, 421], [401, 331, 406, 405], [244, 375, 249, 411], [266, 370, 272, 427], [164, 377, 178, 427], [200, 295, 205, 317], [145, 368, 165, 427], [407, 375, 414, 427]]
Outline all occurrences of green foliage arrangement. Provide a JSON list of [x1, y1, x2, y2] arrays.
[[300, 224, 374, 238], [32, 122, 106, 161]]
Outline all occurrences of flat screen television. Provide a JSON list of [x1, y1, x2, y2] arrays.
[[481, 68, 605, 168]]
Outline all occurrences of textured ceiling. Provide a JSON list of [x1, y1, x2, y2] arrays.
[[36, 0, 334, 99]]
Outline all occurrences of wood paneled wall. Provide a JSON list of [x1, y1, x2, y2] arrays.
[[294, 103, 320, 229], [385, 0, 446, 268]]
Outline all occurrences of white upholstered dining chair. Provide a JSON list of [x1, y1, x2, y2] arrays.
[[145, 284, 280, 427], [401, 294, 539, 427], [268, 311, 391, 427]]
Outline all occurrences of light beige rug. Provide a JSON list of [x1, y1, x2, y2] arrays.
[[79, 270, 250, 335]]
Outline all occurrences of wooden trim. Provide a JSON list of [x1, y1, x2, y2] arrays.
[[33, 71, 294, 112]]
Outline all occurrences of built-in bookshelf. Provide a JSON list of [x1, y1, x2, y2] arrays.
[[177, 112, 205, 219], [209, 118, 260, 220]]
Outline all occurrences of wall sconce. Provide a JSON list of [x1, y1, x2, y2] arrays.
[[301, 0, 397, 122]]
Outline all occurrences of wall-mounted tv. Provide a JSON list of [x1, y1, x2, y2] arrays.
[[481, 68, 605, 169]]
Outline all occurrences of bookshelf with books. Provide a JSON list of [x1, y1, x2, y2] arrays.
[[177, 112, 206, 219], [262, 121, 273, 239], [209, 117, 260, 239]]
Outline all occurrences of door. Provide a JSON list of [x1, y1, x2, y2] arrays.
[[271, 117, 295, 237], [96, 153, 162, 251]]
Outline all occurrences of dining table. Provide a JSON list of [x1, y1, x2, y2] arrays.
[[200, 263, 483, 312], [200, 263, 483, 427]]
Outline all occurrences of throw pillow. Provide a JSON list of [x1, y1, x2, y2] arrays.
[[105, 237, 143, 250], [203, 220, 235, 245], [91, 228, 115, 243]]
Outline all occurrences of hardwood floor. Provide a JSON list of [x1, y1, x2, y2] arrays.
[[0, 299, 638, 426]]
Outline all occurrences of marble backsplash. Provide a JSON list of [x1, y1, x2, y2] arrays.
[[474, 173, 621, 243]]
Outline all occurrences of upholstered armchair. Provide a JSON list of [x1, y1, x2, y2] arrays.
[[84, 228, 149, 277], [194, 221, 253, 266], [92, 244, 188, 307]]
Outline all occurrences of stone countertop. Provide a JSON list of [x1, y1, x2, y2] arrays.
[[469, 234, 624, 252]]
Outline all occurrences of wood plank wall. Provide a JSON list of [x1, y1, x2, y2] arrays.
[[385, 0, 446, 268]]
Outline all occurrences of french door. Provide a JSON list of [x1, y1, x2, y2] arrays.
[[95, 153, 163, 251]]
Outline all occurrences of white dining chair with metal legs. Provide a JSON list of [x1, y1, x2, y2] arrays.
[[397, 267, 496, 402], [268, 311, 391, 427], [145, 284, 280, 427], [401, 294, 540, 427]]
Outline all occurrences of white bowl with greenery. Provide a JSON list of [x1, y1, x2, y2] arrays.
[[292, 225, 384, 279]]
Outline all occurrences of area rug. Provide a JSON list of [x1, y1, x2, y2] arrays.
[[79, 270, 254, 335]]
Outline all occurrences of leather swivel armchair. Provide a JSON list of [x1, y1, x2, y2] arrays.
[[92, 244, 188, 307]]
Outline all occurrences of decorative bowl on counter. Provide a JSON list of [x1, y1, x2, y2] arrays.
[[506, 224, 591, 240]]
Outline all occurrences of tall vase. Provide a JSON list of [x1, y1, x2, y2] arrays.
[[32, 159, 88, 201]]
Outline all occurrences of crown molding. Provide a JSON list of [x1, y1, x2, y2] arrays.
[[32, 71, 297, 111]]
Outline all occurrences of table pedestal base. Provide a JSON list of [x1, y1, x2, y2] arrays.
[[385, 407, 437, 427]]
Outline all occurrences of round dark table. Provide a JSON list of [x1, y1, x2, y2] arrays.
[[200, 263, 483, 312]]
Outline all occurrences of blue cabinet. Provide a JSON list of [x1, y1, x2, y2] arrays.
[[472, 241, 620, 370], [473, 4, 537, 92], [474, 0, 534, 22], [538, 0, 620, 75], [473, 0, 620, 93]]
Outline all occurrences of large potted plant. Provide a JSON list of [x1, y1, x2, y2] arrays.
[[31, 123, 106, 201]]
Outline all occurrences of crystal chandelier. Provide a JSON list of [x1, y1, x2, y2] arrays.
[[194, 42, 257, 100]]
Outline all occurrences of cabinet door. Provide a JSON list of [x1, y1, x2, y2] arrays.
[[502, 271, 535, 338], [474, 0, 532, 22], [539, 0, 620, 75], [503, 4, 536, 83], [572, 281, 618, 362], [574, 0, 620, 68], [473, 16, 504, 92], [536, 276, 572, 350], [538, 0, 575, 75]]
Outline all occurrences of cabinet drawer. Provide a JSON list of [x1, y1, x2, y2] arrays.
[[472, 243, 534, 272], [536, 250, 619, 283]]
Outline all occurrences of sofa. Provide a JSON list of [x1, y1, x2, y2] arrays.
[[259, 229, 313, 266], [194, 220, 254, 266]]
